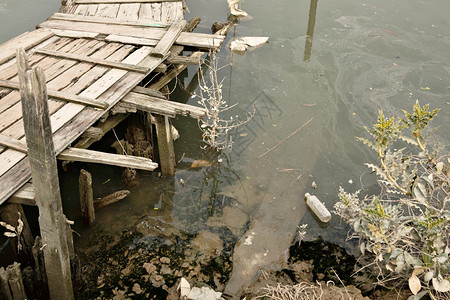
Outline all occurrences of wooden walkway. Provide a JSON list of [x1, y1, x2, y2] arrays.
[[0, 0, 225, 205]]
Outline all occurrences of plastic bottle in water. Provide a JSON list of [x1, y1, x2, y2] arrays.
[[305, 193, 331, 223]]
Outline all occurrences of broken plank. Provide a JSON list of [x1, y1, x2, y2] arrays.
[[76, 0, 180, 3], [57, 147, 158, 171], [50, 12, 169, 27], [121, 91, 206, 119], [0, 79, 108, 109], [152, 20, 186, 58], [35, 48, 150, 73], [48, 29, 100, 39], [116, 3, 140, 20]]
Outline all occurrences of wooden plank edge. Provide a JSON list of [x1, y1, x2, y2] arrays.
[[58, 147, 158, 171], [0, 79, 108, 109]]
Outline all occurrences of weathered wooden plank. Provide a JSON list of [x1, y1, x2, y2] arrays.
[[138, 3, 153, 20], [151, 3, 162, 22], [121, 91, 206, 119], [0, 134, 27, 152], [58, 147, 158, 170], [0, 79, 108, 109], [74, 4, 89, 15], [0, 43, 132, 152], [49, 12, 169, 27], [86, 4, 99, 15], [35, 48, 150, 73], [0, 29, 54, 65], [0, 42, 126, 170], [95, 3, 120, 18], [116, 3, 140, 19], [38, 19, 166, 39], [154, 115, 175, 176], [17, 48, 74, 299], [76, 0, 180, 3], [49, 29, 100, 39], [176, 32, 225, 49], [8, 182, 36, 206], [166, 54, 202, 65], [152, 20, 186, 58], [79, 169, 95, 224]]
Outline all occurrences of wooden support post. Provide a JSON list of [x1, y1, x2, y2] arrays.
[[154, 115, 175, 176], [16, 48, 74, 300], [0, 204, 34, 255], [7, 263, 27, 300], [0, 267, 13, 300], [79, 169, 95, 224]]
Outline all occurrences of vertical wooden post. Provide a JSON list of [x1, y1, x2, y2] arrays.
[[304, 0, 319, 62], [0, 267, 13, 300], [0, 204, 34, 255], [154, 115, 175, 176], [79, 169, 95, 224], [16, 48, 74, 299], [7, 263, 27, 300]]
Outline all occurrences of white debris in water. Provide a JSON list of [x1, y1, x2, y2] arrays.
[[348, 179, 353, 184], [227, 0, 248, 17], [243, 231, 257, 246], [187, 286, 222, 300], [230, 37, 269, 54]]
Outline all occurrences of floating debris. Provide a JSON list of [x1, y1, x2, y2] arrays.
[[230, 37, 269, 54]]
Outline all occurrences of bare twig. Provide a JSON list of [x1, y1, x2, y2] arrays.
[[258, 118, 313, 159]]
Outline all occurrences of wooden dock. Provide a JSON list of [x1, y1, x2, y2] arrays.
[[0, 0, 226, 206]]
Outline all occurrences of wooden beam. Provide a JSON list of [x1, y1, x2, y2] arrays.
[[152, 20, 186, 58], [8, 183, 36, 206], [75, 0, 181, 3], [49, 12, 169, 28], [166, 54, 202, 65], [57, 148, 158, 171], [35, 49, 150, 73], [154, 115, 175, 176], [121, 91, 206, 119], [17, 48, 74, 299], [0, 134, 27, 153], [0, 79, 108, 109]]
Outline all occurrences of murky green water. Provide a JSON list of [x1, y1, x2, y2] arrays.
[[1, 0, 449, 294]]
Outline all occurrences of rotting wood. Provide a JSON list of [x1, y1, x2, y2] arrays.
[[74, 113, 130, 149], [7, 262, 27, 300], [120, 91, 206, 119], [154, 115, 175, 176], [133, 85, 166, 98], [0, 267, 12, 300], [58, 147, 158, 171], [166, 54, 201, 65], [17, 48, 74, 299], [35, 49, 150, 73], [79, 169, 95, 224], [32, 237, 46, 283], [0, 79, 108, 109], [75, 0, 181, 3], [0, 204, 34, 255], [152, 20, 186, 58], [94, 190, 130, 209]]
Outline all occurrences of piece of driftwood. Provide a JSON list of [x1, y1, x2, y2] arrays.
[[17, 48, 74, 299], [94, 190, 130, 209], [79, 169, 95, 224]]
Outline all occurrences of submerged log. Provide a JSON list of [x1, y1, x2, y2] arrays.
[[94, 190, 130, 209]]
